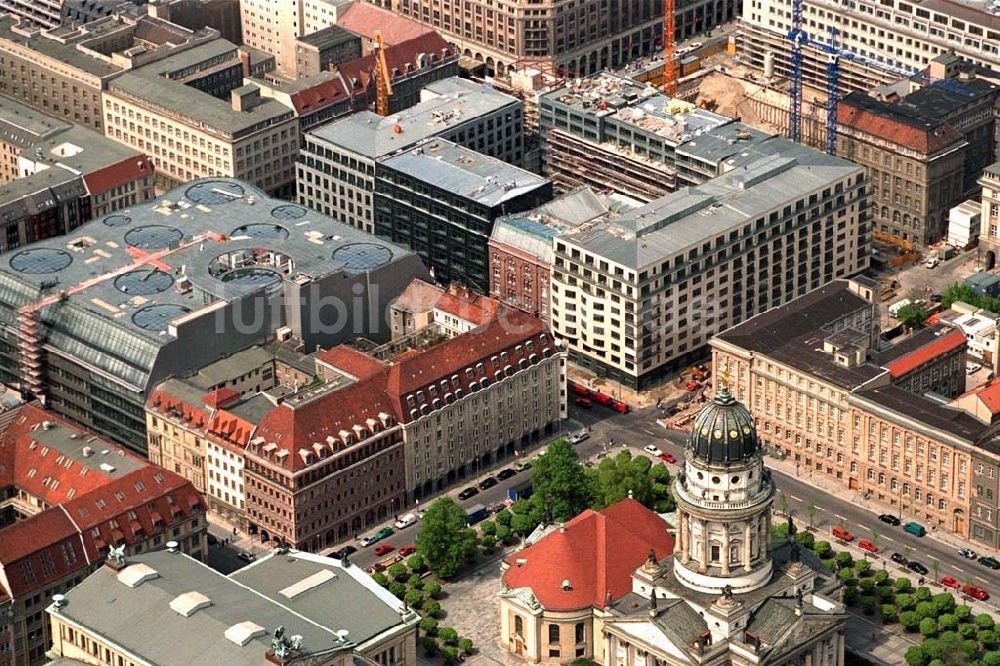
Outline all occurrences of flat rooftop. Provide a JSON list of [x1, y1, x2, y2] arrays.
[[380, 139, 548, 207], [28, 415, 148, 478], [0, 97, 69, 149], [308, 77, 517, 158], [562, 138, 861, 269], [22, 124, 147, 175], [299, 25, 359, 49], [53, 549, 414, 665], [0, 15, 122, 78]]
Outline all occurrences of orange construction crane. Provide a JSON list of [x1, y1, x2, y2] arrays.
[[663, 0, 677, 95], [373, 30, 393, 116]]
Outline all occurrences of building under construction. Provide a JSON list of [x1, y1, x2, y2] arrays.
[[538, 73, 772, 201], [0, 178, 426, 450]]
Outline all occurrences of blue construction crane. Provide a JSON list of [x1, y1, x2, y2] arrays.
[[786, 0, 806, 144]]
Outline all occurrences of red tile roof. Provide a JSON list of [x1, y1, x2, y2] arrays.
[[289, 74, 350, 115], [316, 344, 388, 379], [0, 405, 205, 600], [502, 499, 674, 611], [203, 387, 240, 410], [838, 96, 965, 154], [82, 155, 154, 196], [336, 4, 436, 44], [973, 379, 1000, 415], [335, 32, 455, 102], [884, 328, 966, 379], [391, 279, 499, 325]]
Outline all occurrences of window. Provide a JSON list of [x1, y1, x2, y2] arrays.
[[575, 623, 584, 643], [548, 625, 560, 644]]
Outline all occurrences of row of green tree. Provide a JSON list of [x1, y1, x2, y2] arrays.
[[941, 282, 1000, 314]]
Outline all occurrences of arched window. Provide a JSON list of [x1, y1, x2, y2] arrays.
[[548, 624, 560, 644], [729, 542, 741, 563], [514, 616, 523, 636]]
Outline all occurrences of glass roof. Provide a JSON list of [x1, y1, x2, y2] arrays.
[[185, 180, 245, 205], [331, 243, 393, 273], [231, 224, 289, 240], [114, 269, 174, 296], [10, 248, 73, 274], [124, 225, 184, 250], [131, 304, 192, 332], [270, 205, 306, 220]]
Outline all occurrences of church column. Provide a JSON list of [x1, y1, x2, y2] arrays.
[[758, 516, 768, 559], [674, 509, 684, 555], [743, 523, 752, 571], [836, 631, 845, 666], [681, 515, 691, 564], [721, 527, 731, 575], [699, 519, 709, 572], [764, 511, 772, 555]]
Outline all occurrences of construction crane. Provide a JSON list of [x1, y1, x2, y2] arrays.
[[786, 0, 806, 144], [373, 30, 393, 116], [663, 0, 678, 95]]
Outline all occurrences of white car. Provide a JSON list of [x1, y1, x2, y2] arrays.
[[643, 444, 663, 457], [689, 41, 703, 49], [967, 363, 983, 375], [569, 430, 590, 445], [959, 548, 978, 560], [925, 257, 939, 269]]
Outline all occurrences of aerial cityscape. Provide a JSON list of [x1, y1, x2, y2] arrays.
[[0, 0, 997, 665]]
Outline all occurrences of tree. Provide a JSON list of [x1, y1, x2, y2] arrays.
[[777, 491, 790, 516], [495, 509, 513, 527], [869, 528, 881, 554], [423, 581, 442, 598], [480, 520, 497, 536], [407, 555, 427, 573], [916, 586, 933, 602], [404, 589, 424, 608], [978, 614, 997, 631], [441, 647, 460, 665], [835, 551, 854, 570], [876, 586, 895, 603], [900, 610, 921, 631], [480, 534, 497, 551], [939, 614, 959, 632], [984, 651, 1000, 666], [855, 560, 872, 577], [843, 587, 859, 605], [372, 572, 389, 587], [589, 450, 658, 509], [905, 646, 929, 666], [896, 593, 915, 611], [439, 628, 459, 646], [954, 605, 971, 622], [510, 513, 535, 536], [423, 600, 442, 618], [805, 504, 818, 529], [530, 440, 593, 520], [861, 595, 877, 615], [838, 569, 857, 586], [407, 574, 423, 588], [917, 601, 937, 619], [859, 578, 876, 594], [897, 303, 930, 330], [389, 582, 406, 598], [388, 562, 408, 582], [416, 497, 479, 579], [882, 604, 898, 623], [421, 636, 439, 657], [933, 592, 956, 615], [814, 540, 833, 558], [495, 524, 513, 544], [874, 569, 890, 585], [895, 577, 913, 592], [958, 623, 976, 640], [795, 530, 815, 550], [771, 522, 790, 541], [419, 618, 439, 636], [458, 638, 474, 655], [902, 545, 914, 564], [920, 617, 939, 637]]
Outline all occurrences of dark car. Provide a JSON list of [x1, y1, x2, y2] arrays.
[[979, 556, 1000, 570], [332, 545, 357, 560], [878, 514, 901, 526], [496, 468, 516, 481], [458, 487, 479, 500], [478, 477, 498, 491], [907, 561, 929, 576], [890, 552, 907, 565]]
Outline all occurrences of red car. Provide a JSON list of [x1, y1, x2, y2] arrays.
[[399, 545, 417, 556], [575, 397, 593, 409], [941, 576, 960, 590], [832, 526, 855, 542], [374, 544, 395, 557], [685, 382, 700, 391], [963, 584, 990, 601], [858, 539, 878, 554], [659, 452, 677, 464]]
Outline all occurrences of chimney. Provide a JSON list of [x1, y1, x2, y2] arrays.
[[239, 49, 251, 78], [231, 85, 261, 112]]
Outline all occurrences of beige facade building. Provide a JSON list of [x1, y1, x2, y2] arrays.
[[980, 162, 1000, 270], [710, 278, 996, 539]]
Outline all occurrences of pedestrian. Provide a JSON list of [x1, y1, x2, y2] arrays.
[[232, 526, 237, 536]]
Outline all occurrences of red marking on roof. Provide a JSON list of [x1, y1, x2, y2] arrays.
[[336, 4, 436, 44], [316, 344, 387, 379], [885, 328, 966, 379], [501, 499, 674, 611]]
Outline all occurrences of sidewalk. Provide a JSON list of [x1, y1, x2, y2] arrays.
[[762, 449, 997, 560], [846, 614, 918, 666]]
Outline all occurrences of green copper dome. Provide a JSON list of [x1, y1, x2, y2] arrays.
[[687, 387, 759, 464]]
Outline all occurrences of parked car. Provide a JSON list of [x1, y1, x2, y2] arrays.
[[925, 256, 940, 269], [878, 514, 901, 526], [941, 576, 961, 589], [374, 544, 395, 557], [237, 552, 256, 563], [643, 444, 663, 457], [963, 584, 990, 601], [394, 513, 418, 530], [574, 397, 593, 409], [890, 552, 908, 565], [832, 526, 855, 542], [332, 545, 356, 560], [458, 487, 480, 500], [513, 461, 532, 473], [685, 382, 700, 391], [496, 468, 517, 480], [659, 452, 677, 464], [360, 526, 394, 547], [903, 522, 927, 537], [399, 545, 417, 557], [979, 556, 1000, 570], [959, 548, 978, 560], [907, 561, 929, 575], [478, 477, 498, 491], [569, 430, 590, 445], [690, 41, 704, 49], [967, 363, 983, 375], [858, 539, 878, 554]]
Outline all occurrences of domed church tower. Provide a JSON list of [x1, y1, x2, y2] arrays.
[[672, 386, 775, 594]]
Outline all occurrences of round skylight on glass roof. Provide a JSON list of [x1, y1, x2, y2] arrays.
[[103, 214, 132, 227], [131, 304, 191, 332], [331, 243, 393, 273], [124, 225, 184, 250], [220, 267, 282, 289], [185, 181, 245, 205], [10, 248, 73, 274], [270, 205, 306, 220], [114, 269, 174, 296], [231, 224, 290, 240]]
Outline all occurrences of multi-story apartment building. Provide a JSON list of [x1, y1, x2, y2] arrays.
[[239, 0, 304, 75], [738, 0, 1000, 93], [294, 25, 362, 79], [1, 0, 134, 29], [47, 549, 419, 666], [538, 74, 772, 202], [551, 139, 869, 389], [379, 0, 729, 78], [0, 97, 68, 184], [376, 140, 551, 291], [0, 13, 219, 132], [837, 92, 967, 245], [488, 188, 642, 323], [0, 404, 206, 666], [297, 77, 524, 232], [0, 178, 427, 451], [250, 71, 354, 135], [148, 280, 566, 550], [145, 0, 243, 44], [981, 161, 1000, 269], [709, 278, 1000, 543], [103, 40, 298, 195]]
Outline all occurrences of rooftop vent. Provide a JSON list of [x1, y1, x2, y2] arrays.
[[42, 421, 52, 430], [82, 446, 93, 457], [561, 579, 572, 591], [51, 594, 67, 609], [225, 621, 267, 646], [166, 540, 179, 553], [169, 591, 212, 617], [99, 462, 116, 473], [279, 569, 337, 599], [117, 563, 160, 588]]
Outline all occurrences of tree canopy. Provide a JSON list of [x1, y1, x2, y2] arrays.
[[530, 439, 593, 521], [588, 450, 656, 509], [897, 302, 930, 330], [415, 497, 478, 579]]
